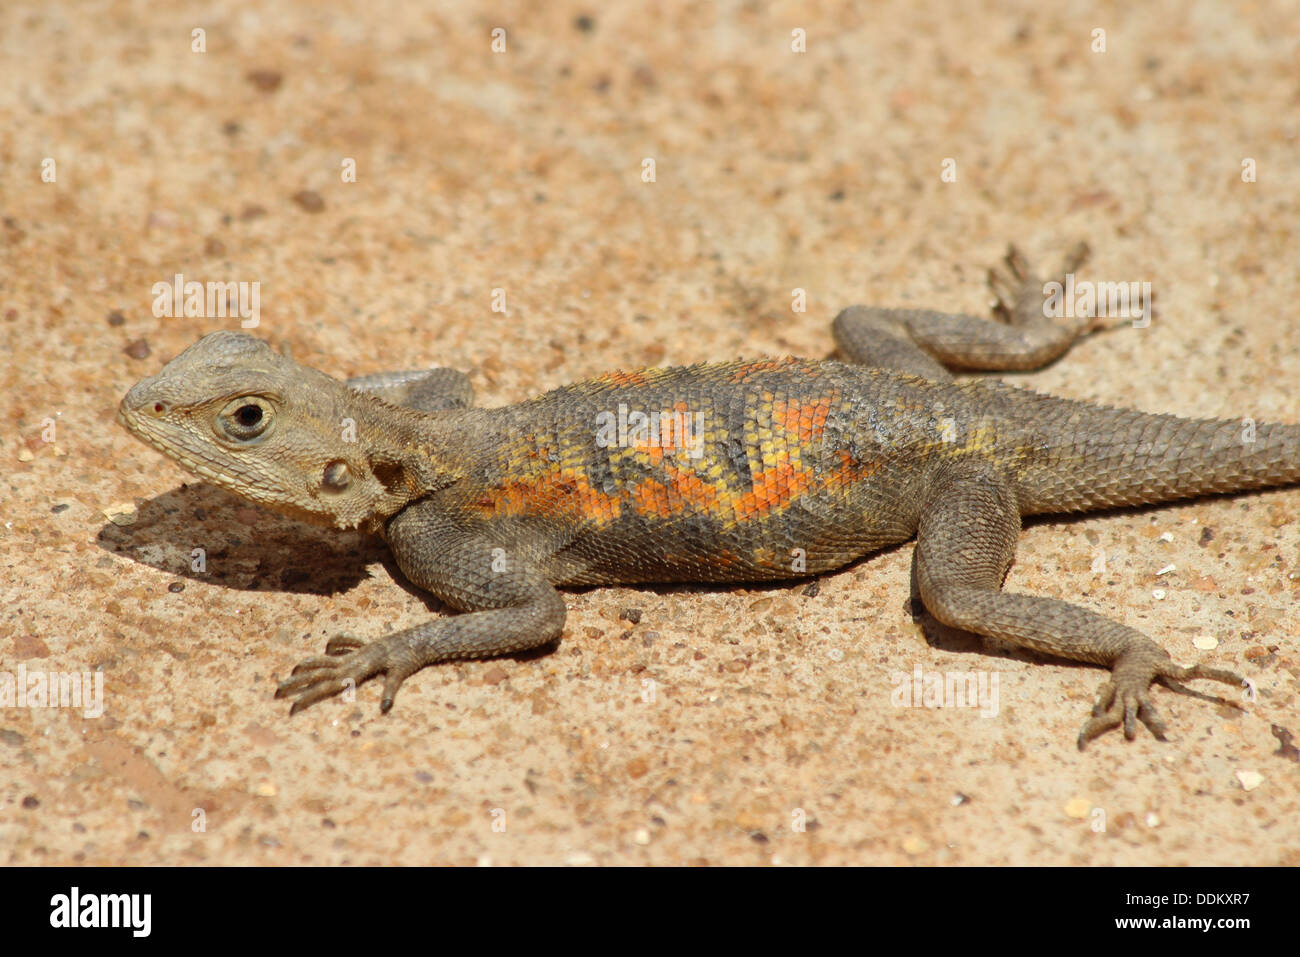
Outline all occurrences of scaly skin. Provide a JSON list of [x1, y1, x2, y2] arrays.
[[118, 246, 1294, 747]]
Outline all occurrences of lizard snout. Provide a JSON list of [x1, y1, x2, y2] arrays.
[[118, 375, 169, 426]]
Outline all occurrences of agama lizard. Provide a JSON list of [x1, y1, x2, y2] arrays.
[[118, 246, 1295, 748]]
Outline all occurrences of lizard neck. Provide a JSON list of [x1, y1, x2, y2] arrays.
[[345, 393, 489, 533]]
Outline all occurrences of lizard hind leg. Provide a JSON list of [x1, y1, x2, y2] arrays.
[[912, 459, 1245, 747], [832, 242, 1112, 377]]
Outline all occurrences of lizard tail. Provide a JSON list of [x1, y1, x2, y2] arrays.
[[1016, 405, 1300, 515]]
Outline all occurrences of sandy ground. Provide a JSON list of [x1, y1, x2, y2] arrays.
[[2, 0, 1298, 866]]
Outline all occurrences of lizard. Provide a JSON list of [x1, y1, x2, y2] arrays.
[[117, 245, 1297, 749]]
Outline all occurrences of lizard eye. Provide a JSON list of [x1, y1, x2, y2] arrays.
[[219, 397, 274, 442]]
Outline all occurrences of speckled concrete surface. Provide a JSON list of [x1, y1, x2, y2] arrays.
[[2, 0, 1298, 865]]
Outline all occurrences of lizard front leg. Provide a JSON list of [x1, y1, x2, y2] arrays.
[[275, 504, 565, 713], [912, 459, 1244, 748]]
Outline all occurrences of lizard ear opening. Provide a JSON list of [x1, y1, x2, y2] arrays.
[[321, 460, 352, 492]]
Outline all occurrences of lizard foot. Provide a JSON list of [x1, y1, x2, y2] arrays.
[[275, 633, 423, 715], [988, 242, 1100, 330], [1076, 647, 1245, 749]]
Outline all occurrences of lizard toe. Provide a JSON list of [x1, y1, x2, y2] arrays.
[[1002, 243, 1030, 282], [380, 668, 415, 714], [1136, 699, 1169, 740], [1077, 677, 1122, 748], [1161, 659, 1242, 687], [275, 669, 331, 695], [274, 666, 359, 704], [325, 634, 366, 655], [1059, 239, 1090, 274], [1077, 701, 1122, 750], [287, 678, 355, 715], [1090, 677, 1118, 717], [285, 655, 342, 675], [1123, 697, 1139, 740], [1152, 659, 1247, 715]]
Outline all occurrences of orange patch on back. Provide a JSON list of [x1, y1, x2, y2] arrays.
[[730, 461, 813, 520], [473, 468, 622, 524], [773, 396, 832, 445], [628, 478, 675, 518], [628, 465, 721, 519], [666, 467, 721, 511]]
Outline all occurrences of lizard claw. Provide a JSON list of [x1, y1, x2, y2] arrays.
[[1076, 648, 1245, 750], [275, 633, 421, 715]]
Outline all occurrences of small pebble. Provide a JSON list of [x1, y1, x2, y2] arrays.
[[292, 190, 325, 213], [104, 502, 138, 526], [246, 69, 283, 92], [1064, 797, 1091, 818]]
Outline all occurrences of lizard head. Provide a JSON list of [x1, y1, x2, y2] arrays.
[[118, 331, 426, 531]]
